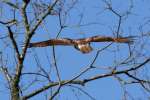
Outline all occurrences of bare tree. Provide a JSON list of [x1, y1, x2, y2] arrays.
[[0, 0, 150, 100]]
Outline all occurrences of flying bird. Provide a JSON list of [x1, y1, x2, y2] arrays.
[[28, 36, 134, 53]]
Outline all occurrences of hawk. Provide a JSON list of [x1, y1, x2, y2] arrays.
[[28, 36, 134, 53]]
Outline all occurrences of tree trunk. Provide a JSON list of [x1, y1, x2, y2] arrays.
[[11, 79, 20, 100]]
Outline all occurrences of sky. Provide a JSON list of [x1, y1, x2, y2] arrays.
[[0, 0, 150, 100]]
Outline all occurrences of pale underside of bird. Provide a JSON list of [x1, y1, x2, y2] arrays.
[[74, 43, 93, 53], [28, 36, 134, 53]]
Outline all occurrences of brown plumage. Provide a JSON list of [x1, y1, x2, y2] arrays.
[[28, 36, 134, 53]]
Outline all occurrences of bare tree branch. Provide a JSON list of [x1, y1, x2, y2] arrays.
[[22, 58, 150, 99], [2, 1, 19, 9], [7, 26, 20, 60]]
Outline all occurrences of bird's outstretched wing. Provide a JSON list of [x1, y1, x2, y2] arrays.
[[28, 36, 135, 53]]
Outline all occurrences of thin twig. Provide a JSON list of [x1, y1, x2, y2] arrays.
[[22, 58, 150, 99]]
